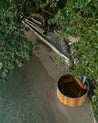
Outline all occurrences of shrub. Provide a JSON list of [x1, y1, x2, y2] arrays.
[[0, 4, 32, 81]]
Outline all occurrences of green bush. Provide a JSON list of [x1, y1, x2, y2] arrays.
[[91, 87, 98, 119], [0, 3, 32, 81], [51, 0, 97, 79]]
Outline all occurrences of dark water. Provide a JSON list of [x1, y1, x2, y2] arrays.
[[60, 82, 87, 98], [58, 77, 87, 98]]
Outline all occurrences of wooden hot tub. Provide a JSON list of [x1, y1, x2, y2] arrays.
[[57, 73, 89, 107]]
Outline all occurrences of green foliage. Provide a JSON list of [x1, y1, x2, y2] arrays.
[[51, 0, 98, 80], [91, 88, 98, 119], [31, 0, 97, 79], [0, 4, 32, 81], [53, 56, 66, 66], [30, 0, 66, 24]]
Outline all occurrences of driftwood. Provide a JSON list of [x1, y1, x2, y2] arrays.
[[22, 19, 70, 65], [25, 18, 45, 34], [28, 17, 45, 30], [31, 13, 43, 21], [31, 17, 42, 25]]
